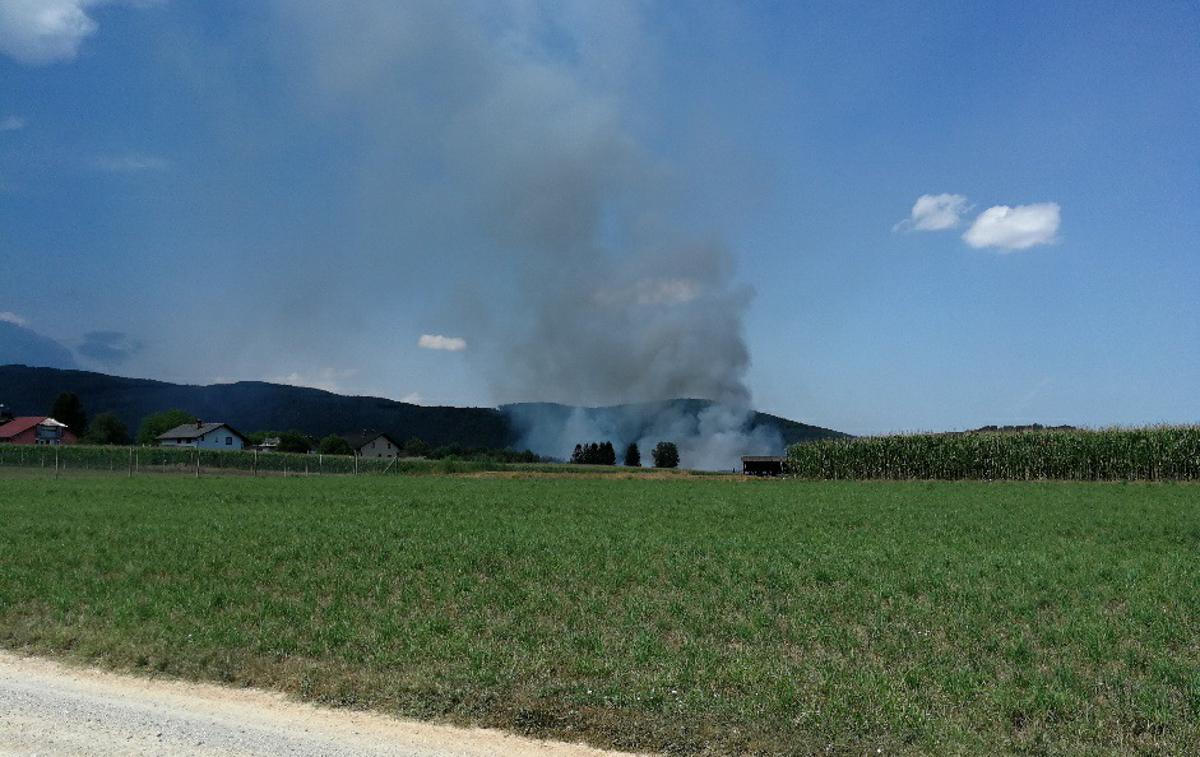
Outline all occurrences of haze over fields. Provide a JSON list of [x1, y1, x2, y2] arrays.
[[2, 1, 1198, 438]]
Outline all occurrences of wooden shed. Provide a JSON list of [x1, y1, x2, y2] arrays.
[[741, 455, 786, 476]]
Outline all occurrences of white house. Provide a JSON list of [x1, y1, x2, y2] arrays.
[[342, 431, 402, 459], [157, 421, 248, 450]]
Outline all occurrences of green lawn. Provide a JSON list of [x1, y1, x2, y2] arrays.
[[1, 476, 1198, 754]]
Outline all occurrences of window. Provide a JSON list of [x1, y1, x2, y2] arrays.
[[226, 436, 232, 445]]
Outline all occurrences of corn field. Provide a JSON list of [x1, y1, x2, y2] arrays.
[[787, 427, 1200, 481]]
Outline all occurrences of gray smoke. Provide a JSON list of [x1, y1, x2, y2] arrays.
[[274, 2, 777, 468]]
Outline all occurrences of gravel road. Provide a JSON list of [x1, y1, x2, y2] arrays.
[[0, 651, 636, 756]]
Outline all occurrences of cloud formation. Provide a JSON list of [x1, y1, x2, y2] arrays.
[[0, 311, 28, 327], [0, 320, 78, 369], [0, 116, 25, 132], [1, 0, 99, 65], [963, 202, 1061, 250], [895, 193, 970, 232], [77, 330, 142, 364], [418, 334, 467, 352], [0, 0, 159, 65]]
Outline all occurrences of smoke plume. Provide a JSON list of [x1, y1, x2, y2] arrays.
[[274, 1, 775, 468]]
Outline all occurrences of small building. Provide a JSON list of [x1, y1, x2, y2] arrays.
[[742, 455, 786, 476], [0, 416, 77, 445], [341, 431, 402, 459], [157, 421, 248, 450], [252, 436, 281, 453]]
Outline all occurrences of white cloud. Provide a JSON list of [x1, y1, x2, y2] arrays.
[[400, 392, 424, 405], [0, 0, 101, 65], [418, 334, 467, 351], [0, 116, 26, 132], [962, 202, 1061, 251], [895, 193, 970, 232], [0, 1, 159, 65], [0, 311, 28, 326], [89, 153, 170, 172]]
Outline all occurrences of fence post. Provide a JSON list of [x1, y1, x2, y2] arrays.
[[195, 448, 200, 478], [55, 447, 59, 478], [354, 454, 359, 476]]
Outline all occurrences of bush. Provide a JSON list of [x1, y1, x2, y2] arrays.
[[318, 435, 354, 456], [83, 413, 131, 446]]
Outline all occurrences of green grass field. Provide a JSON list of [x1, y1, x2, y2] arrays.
[[1, 475, 1198, 754]]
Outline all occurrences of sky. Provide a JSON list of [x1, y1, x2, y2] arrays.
[[1, 0, 1197, 436]]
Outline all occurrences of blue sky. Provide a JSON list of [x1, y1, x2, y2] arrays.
[[1, 0, 1197, 435]]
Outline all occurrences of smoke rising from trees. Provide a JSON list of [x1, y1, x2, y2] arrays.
[[271, 1, 777, 468]]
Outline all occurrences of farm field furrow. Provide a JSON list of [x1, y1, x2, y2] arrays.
[[1, 476, 1198, 754]]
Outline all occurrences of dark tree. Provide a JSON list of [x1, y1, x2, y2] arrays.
[[318, 435, 354, 455], [571, 441, 619, 465], [652, 441, 680, 469], [83, 412, 130, 445], [624, 442, 641, 467], [137, 409, 197, 445], [600, 441, 616, 465], [50, 392, 87, 433], [403, 437, 429, 457]]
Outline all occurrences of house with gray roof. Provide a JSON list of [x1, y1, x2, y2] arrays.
[[341, 430, 402, 459], [157, 421, 248, 450]]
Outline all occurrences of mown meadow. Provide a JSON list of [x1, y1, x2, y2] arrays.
[[1, 475, 1198, 754]]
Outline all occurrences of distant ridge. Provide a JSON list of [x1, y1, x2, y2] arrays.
[[0, 365, 846, 453]]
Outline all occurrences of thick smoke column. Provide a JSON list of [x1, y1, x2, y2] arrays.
[[278, 2, 778, 468]]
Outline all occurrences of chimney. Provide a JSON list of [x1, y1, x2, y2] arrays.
[[196, 420, 203, 429]]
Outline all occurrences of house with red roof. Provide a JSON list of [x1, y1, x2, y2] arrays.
[[0, 417, 78, 445]]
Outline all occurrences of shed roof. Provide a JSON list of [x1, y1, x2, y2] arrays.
[[741, 455, 786, 462]]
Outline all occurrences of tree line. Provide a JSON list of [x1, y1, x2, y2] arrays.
[[570, 440, 679, 468]]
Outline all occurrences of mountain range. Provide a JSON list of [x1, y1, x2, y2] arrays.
[[0, 364, 847, 453]]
